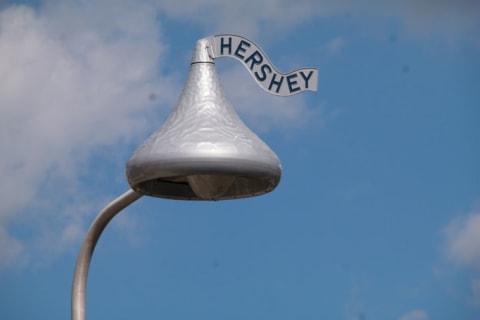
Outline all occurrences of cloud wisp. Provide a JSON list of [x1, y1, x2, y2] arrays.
[[443, 212, 480, 309], [157, 0, 480, 48], [445, 213, 480, 270], [398, 309, 429, 320]]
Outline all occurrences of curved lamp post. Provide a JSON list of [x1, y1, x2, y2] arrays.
[[71, 35, 317, 320]]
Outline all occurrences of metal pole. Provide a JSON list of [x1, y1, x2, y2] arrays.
[[71, 189, 142, 320]]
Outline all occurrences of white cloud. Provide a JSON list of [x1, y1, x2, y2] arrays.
[[157, 0, 480, 47], [112, 212, 148, 248], [396, 0, 480, 45], [343, 284, 366, 320], [470, 278, 480, 307], [443, 212, 480, 309], [445, 213, 480, 269], [0, 1, 175, 267], [323, 37, 347, 56], [398, 310, 429, 320], [157, 0, 334, 37], [0, 225, 26, 268]]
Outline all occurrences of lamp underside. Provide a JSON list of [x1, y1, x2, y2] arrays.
[[127, 157, 280, 200]]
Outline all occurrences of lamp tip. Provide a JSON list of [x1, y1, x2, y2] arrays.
[[191, 38, 215, 64]]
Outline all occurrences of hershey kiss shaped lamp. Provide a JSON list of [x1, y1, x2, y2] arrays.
[[126, 39, 277, 200], [126, 36, 317, 200]]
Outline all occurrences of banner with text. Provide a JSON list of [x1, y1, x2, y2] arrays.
[[211, 34, 318, 96]]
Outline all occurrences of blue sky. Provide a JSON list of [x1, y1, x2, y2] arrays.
[[0, 1, 479, 320]]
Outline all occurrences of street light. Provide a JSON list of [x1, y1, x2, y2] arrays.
[[71, 34, 317, 320]]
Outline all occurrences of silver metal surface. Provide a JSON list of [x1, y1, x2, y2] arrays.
[[71, 189, 142, 320], [126, 38, 282, 200]]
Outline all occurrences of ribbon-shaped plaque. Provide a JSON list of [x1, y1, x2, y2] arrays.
[[209, 34, 318, 96]]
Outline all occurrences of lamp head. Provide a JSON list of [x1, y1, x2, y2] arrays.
[[125, 39, 282, 200]]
